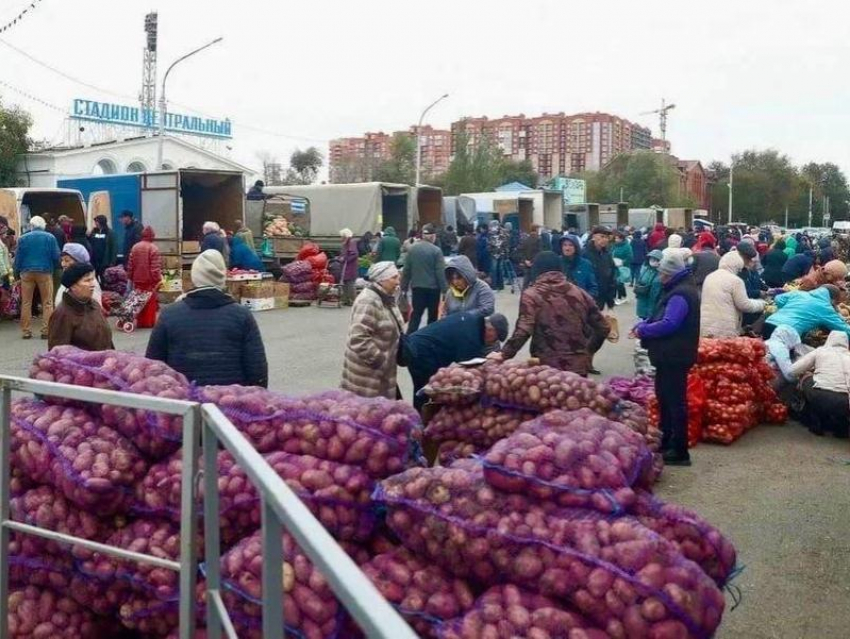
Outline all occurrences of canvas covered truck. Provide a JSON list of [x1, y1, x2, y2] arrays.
[[260, 182, 442, 256]]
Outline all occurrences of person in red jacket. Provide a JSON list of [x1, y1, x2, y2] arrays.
[[126, 226, 162, 328], [647, 223, 667, 250]]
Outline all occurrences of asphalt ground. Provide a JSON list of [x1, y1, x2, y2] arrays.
[[0, 288, 848, 638]]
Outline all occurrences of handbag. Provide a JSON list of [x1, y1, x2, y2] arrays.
[[604, 314, 620, 343]]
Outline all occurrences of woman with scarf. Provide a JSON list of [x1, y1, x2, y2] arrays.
[[341, 261, 404, 399], [126, 226, 162, 328]]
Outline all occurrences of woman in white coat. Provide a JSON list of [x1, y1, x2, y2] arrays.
[[700, 250, 765, 337]]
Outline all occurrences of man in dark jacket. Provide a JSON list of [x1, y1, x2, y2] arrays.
[[457, 229, 478, 269], [201, 221, 226, 254], [633, 251, 700, 466], [582, 226, 616, 311], [691, 232, 720, 288], [402, 225, 448, 333], [47, 218, 66, 250], [246, 180, 266, 201], [782, 250, 815, 283], [402, 311, 508, 410], [519, 225, 543, 288], [119, 210, 144, 263], [146, 249, 268, 387], [475, 224, 491, 276]]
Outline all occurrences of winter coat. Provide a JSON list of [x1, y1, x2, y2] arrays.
[[127, 240, 162, 287], [783, 236, 798, 258], [790, 331, 850, 393], [201, 231, 226, 255], [443, 255, 495, 317], [635, 263, 663, 319], [765, 325, 802, 383], [612, 241, 633, 266], [376, 228, 402, 264], [401, 240, 447, 292], [630, 236, 647, 266], [229, 236, 264, 272], [13, 229, 61, 275], [122, 220, 144, 260], [782, 253, 814, 283], [476, 233, 491, 273], [582, 241, 616, 306], [765, 287, 850, 338], [798, 260, 848, 292], [458, 235, 478, 268], [501, 271, 610, 376], [146, 287, 268, 387], [341, 283, 404, 399], [700, 251, 765, 337], [647, 224, 666, 250], [89, 227, 117, 272], [439, 228, 458, 256], [341, 237, 359, 282], [637, 269, 701, 368], [559, 236, 598, 297], [762, 248, 788, 287], [519, 233, 542, 264], [47, 291, 114, 352], [691, 249, 720, 287]]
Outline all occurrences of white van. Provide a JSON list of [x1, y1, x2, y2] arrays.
[[832, 220, 850, 234], [0, 187, 95, 236]]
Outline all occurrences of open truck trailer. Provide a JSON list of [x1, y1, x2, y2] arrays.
[[58, 169, 245, 263], [0, 188, 93, 237], [260, 182, 443, 257]]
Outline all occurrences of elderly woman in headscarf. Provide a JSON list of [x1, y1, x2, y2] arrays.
[[48, 262, 114, 352], [126, 226, 162, 328], [700, 250, 766, 337], [55, 242, 103, 308], [798, 259, 848, 292], [341, 261, 404, 399]]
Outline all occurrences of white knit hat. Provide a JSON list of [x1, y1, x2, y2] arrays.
[[192, 249, 227, 289], [367, 261, 399, 283]]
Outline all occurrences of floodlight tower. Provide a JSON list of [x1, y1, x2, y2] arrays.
[[140, 12, 158, 132]]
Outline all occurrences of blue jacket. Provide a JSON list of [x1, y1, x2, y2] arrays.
[[630, 236, 648, 265], [766, 287, 850, 338], [782, 253, 814, 282], [146, 287, 268, 387], [559, 235, 598, 298], [635, 264, 663, 319], [14, 229, 60, 275], [201, 231, 226, 254], [476, 232, 492, 274], [229, 236, 263, 272]]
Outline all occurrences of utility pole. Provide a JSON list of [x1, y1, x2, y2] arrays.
[[620, 186, 624, 202], [807, 186, 813, 228], [140, 13, 158, 133], [784, 205, 789, 229], [727, 164, 733, 224]]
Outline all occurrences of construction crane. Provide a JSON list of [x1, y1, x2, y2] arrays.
[[641, 98, 676, 143]]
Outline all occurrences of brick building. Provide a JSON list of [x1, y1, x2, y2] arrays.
[[676, 159, 711, 209], [329, 111, 653, 183]]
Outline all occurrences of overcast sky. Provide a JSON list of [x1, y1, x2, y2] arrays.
[[2, 0, 849, 178]]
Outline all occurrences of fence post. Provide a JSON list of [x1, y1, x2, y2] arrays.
[[262, 498, 284, 639], [179, 404, 201, 639], [203, 418, 223, 639], [0, 386, 11, 639]]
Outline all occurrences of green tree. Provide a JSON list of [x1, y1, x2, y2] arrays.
[[281, 146, 324, 185], [373, 133, 416, 185], [580, 151, 688, 207], [797, 162, 850, 222], [0, 98, 32, 187], [437, 132, 539, 195], [500, 159, 539, 189]]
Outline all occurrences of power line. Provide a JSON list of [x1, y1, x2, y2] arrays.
[[0, 78, 66, 113], [0, 0, 46, 35], [0, 36, 330, 144]]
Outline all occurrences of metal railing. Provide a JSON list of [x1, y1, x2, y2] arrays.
[[0, 375, 417, 639]]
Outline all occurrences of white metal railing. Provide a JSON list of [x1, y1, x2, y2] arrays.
[[0, 375, 417, 639]]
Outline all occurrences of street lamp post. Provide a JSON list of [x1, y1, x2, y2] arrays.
[[414, 93, 449, 187], [156, 37, 223, 170], [727, 163, 733, 224], [808, 185, 813, 228]]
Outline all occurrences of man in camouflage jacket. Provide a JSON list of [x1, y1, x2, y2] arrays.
[[494, 251, 610, 376]]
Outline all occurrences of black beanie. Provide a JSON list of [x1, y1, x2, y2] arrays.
[[61, 262, 94, 289], [530, 251, 562, 281]]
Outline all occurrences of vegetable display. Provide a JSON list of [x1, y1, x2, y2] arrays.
[[134, 450, 375, 544], [357, 547, 476, 637], [29, 347, 191, 459], [8, 586, 100, 639], [424, 404, 536, 450], [219, 531, 341, 639], [607, 375, 655, 408], [481, 409, 657, 514], [281, 260, 314, 284], [421, 364, 486, 405], [195, 386, 422, 478], [102, 266, 128, 296], [439, 584, 606, 639], [377, 466, 726, 639], [10, 400, 148, 515]]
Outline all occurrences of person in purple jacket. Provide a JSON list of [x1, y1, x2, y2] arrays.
[[632, 251, 701, 466], [339, 228, 360, 306]]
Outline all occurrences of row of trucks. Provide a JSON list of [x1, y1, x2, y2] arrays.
[[1, 171, 698, 273]]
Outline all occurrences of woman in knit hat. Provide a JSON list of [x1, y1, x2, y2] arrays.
[[146, 249, 268, 387], [47, 262, 114, 351], [632, 251, 700, 466], [341, 261, 405, 399], [126, 226, 162, 328]]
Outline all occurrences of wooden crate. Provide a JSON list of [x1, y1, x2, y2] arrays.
[[270, 236, 306, 257]]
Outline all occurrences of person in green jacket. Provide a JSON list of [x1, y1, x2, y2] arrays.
[[783, 234, 798, 258], [376, 227, 402, 264], [612, 231, 633, 304], [635, 249, 664, 319]]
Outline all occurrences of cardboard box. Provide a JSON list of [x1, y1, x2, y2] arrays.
[[272, 282, 290, 309], [227, 272, 263, 281], [241, 297, 275, 312], [226, 280, 244, 300], [240, 282, 275, 299], [183, 241, 201, 254]]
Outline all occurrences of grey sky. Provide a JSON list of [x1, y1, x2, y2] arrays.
[[2, 0, 849, 177]]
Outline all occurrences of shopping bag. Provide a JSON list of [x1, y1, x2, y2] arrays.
[[604, 314, 620, 342]]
